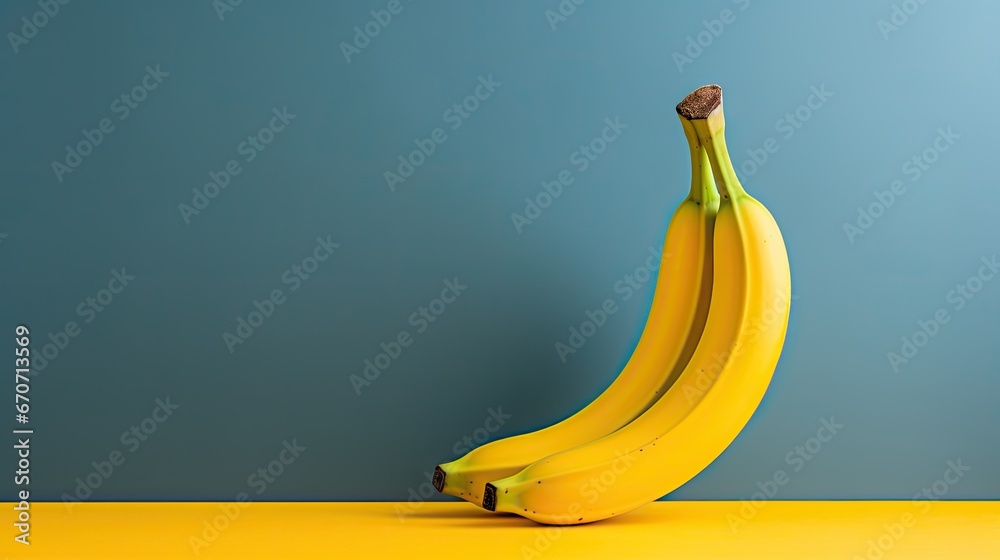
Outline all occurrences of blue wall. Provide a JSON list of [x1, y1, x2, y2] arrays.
[[1, 0, 997, 502]]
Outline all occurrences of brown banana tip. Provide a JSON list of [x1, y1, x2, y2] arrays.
[[433, 466, 445, 493], [676, 84, 722, 120], [482, 483, 497, 511]]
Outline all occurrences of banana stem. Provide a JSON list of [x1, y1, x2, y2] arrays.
[[679, 117, 720, 206], [677, 85, 747, 200], [697, 119, 747, 200]]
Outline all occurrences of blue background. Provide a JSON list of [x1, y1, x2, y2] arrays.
[[1, 0, 997, 503]]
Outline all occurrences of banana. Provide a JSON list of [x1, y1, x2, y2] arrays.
[[432, 105, 721, 506], [483, 85, 792, 525]]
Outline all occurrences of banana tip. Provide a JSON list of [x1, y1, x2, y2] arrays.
[[432, 466, 446, 493], [676, 84, 722, 120], [482, 483, 497, 511]]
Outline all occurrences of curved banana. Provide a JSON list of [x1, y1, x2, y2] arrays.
[[432, 108, 721, 506], [484, 85, 792, 525]]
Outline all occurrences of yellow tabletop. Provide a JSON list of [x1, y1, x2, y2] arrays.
[[4, 501, 999, 559]]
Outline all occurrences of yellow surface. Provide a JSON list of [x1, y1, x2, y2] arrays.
[[4, 501, 999, 559]]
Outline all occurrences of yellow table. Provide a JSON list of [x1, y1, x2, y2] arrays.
[[5, 501, 999, 559]]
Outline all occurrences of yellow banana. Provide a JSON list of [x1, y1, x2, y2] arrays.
[[484, 85, 792, 525], [432, 105, 722, 506]]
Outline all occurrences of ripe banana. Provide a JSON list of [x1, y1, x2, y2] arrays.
[[432, 107, 722, 506], [483, 85, 792, 525]]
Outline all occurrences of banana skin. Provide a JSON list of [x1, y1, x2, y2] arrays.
[[485, 85, 792, 525]]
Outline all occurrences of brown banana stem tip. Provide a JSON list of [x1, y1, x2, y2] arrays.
[[482, 483, 497, 511], [676, 84, 722, 120], [433, 466, 445, 493]]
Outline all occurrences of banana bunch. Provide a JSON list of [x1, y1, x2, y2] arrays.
[[433, 85, 791, 525]]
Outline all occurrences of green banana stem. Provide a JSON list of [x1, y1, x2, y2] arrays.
[[679, 116, 721, 207], [698, 120, 747, 200], [677, 85, 748, 201]]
